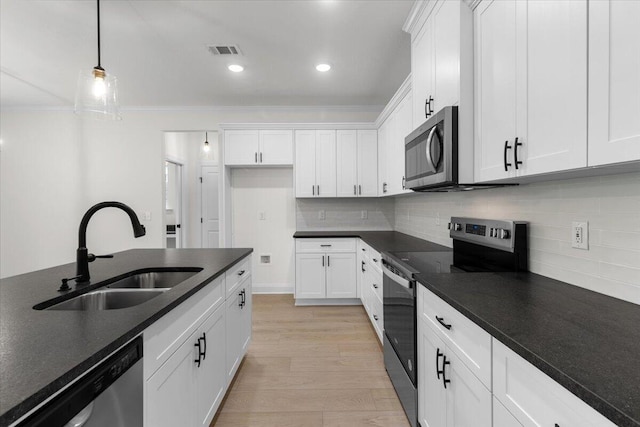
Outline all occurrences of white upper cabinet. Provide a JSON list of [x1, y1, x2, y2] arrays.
[[294, 130, 337, 198], [474, 0, 588, 182], [378, 87, 413, 197], [225, 130, 293, 166], [337, 130, 378, 197], [588, 0, 640, 166], [410, 0, 470, 129]]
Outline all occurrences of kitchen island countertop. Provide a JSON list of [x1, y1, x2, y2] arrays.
[[0, 248, 252, 426]]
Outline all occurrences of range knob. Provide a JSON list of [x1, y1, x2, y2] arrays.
[[495, 228, 510, 239], [448, 222, 462, 231]]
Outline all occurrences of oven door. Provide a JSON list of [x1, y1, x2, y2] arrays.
[[382, 261, 417, 385], [405, 106, 457, 190]]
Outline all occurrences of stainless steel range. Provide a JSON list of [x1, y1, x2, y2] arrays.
[[381, 217, 528, 427]]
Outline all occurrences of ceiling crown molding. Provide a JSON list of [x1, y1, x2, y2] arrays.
[[219, 122, 378, 131], [402, 0, 431, 35], [374, 74, 412, 128]]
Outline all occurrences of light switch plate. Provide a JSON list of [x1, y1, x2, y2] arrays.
[[318, 210, 326, 220], [361, 210, 368, 219]]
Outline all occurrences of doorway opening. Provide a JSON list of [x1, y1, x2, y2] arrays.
[[163, 131, 221, 248]]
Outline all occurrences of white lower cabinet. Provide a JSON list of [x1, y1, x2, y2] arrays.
[[493, 339, 617, 427], [418, 314, 491, 427], [295, 239, 357, 301], [359, 240, 383, 343], [493, 397, 522, 427], [226, 275, 252, 382], [146, 304, 226, 427], [144, 255, 252, 427]]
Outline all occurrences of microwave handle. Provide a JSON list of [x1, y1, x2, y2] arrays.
[[425, 126, 439, 173]]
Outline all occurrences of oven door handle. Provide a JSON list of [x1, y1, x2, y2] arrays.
[[383, 266, 413, 289]]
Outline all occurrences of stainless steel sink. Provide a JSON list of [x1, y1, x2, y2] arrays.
[[105, 270, 199, 289], [45, 289, 168, 311]]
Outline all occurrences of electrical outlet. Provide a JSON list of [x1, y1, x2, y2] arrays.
[[436, 213, 440, 226], [318, 210, 326, 220], [571, 221, 589, 250], [361, 210, 368, 219]]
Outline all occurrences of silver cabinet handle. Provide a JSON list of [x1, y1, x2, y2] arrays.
[[327, 255, 330, 267], [322, 256, 324, 267], [354, 185, 356, 195], [238, 270, 245, 276], [373, 283, 378, 289], [260, 152, 263, 163], [320, 244, 332, 247], [317, 185, 320, 195], [373, 314, 379, 321], [312, 185, 315, 196], [255, 152, 258, 163], [359, 185, 362, 195]]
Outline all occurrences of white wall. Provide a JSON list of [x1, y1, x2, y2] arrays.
[[232, 168, 295, 293], [0, 112, 84, 278], [394, 172, 640, 305], [0, 107, 378, 278]]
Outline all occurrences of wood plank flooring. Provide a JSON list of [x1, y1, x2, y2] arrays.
[[211, 294, 410, 427]]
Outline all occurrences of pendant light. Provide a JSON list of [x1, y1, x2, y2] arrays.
[[203, 132, 211, 152], [74, 0, 121, 120]]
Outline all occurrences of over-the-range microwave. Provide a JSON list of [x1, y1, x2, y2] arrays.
[[404, 106, 513, 192]]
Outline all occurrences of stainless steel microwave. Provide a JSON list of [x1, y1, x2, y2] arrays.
[[405, 106, 459, 191]]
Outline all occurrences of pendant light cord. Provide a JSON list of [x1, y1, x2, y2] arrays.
[[96, 0, 102, 68]]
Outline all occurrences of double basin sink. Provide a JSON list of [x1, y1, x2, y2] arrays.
[[34, 268, 202, 311]]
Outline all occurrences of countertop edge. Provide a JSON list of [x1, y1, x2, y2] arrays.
[[0, 249, 253, 427], [417, 278, 638, 427]]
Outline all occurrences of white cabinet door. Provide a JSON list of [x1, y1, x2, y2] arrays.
[[493, 339, 617, 427], [412, 17, 435, 129], [588, 0, 640, 166], [432, 0, 461, 112], [393, 92, 414, 195], [325, 252, 357, 298], [226, 284, 244, 380], [259, 130, 293, 165], [357, 130, 378, 197], [474, 0, 518, 182], [315, 130, 337, 197], [493, 397, 523, 427], [516, 0, 587, 176], [377, 117, 390, 196], [336, 130, 358, 197], [196, 304, 226, 427], [295, 130, 317, 197], [295, 253, 326, 299], [145, 331, 197, 427], [445, 347, 491, 427], [225, 130, 260, 165], [418, 320, 447, 427]]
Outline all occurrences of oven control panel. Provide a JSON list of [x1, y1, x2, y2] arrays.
[[449, 217, 527, 253]]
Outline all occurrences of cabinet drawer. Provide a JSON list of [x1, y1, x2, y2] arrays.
[[225, 255, 251, 298], [493, 339, 617, 427], [296, 238, 357, 253], [369, 292, 383, 343], [418, 286, 491, 388], [369, 268, 383, 302], [144, 275, 225, 380]]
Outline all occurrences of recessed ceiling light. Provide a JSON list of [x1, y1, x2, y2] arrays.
[[316, 63, 331, 72], [228, 64, 244, 73]]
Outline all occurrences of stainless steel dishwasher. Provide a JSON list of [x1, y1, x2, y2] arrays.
[[19, 336, 143, 427]]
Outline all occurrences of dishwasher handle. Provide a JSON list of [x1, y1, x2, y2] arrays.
[[382, 264, 413, 289]]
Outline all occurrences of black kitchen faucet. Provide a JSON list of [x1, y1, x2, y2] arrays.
[[74, 201, 146, 284]]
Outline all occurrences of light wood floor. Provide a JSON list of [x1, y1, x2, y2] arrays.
[[211, 294, 411, 427]]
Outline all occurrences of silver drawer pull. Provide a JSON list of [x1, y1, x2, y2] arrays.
[[373, 284, 378, 289], [373, 314, 379, 321], [320, 244, 332, 247], [238, 270, 245, 276]]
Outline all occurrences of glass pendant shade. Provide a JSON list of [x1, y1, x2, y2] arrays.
[[75, 66, 121, 120]]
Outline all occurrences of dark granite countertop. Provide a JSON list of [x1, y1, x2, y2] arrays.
[[417, 271, 640, 427], [0, 248, 252, 427], [293, 230, 449, 253]]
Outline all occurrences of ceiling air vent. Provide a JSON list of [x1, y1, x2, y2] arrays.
[[207, 45, 242, 55]]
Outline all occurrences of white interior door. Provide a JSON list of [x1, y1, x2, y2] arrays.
[[201, 165, 220, 248]]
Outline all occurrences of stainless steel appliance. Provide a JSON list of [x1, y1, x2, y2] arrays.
[[19, 337, 143, 427], [382, 217, 527, 427], [405, 106, 515, 192]]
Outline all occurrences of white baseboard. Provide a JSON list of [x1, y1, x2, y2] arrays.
[[252, 283, 294, 294], [295, 298, 363, 306]]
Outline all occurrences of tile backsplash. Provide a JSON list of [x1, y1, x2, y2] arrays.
[[394, 172, 640, 305], [296, 198, 395, 231]]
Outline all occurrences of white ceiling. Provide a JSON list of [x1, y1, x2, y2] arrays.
[[0, 0, 413, 108]]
